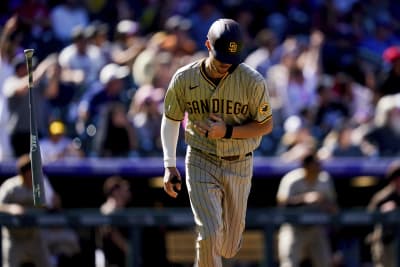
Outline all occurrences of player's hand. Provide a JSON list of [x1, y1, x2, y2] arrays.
[[193, 120, 210, 137], [193, 114, 227, 139], [207, 114, 227, 139], [303, 191, 324, 204], [163, 167, 182, 198], [6, 204, 25, 215], [380, 200, 397, 213]]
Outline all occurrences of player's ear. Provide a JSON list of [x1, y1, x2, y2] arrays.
[[205, 40, 211, 51]]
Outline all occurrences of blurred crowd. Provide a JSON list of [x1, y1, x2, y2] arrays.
[[0, 0, 400, 162]]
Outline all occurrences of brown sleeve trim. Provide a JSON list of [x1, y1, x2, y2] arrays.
[[257, 114, 273, 124], [165, 114, 183, 122]]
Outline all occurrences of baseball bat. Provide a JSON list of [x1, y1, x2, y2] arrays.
[[24, 49, 46, 207]]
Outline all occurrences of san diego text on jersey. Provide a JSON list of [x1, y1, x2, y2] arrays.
[[186, 99, 249, 115]]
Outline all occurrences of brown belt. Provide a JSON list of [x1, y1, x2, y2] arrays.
[[191, 147, 252, 161]]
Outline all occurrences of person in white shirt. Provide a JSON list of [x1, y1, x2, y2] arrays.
[[58, 25, 106, 90]]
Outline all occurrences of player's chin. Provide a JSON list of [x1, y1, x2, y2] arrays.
[[217, 66, 230, 74]]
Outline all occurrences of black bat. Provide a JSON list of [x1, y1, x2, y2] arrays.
[[24, 49, 46, 207]]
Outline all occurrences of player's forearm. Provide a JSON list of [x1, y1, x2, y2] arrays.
[[231, 118, 273, 139], [161, 115, 181, 167], [0, 203, 25, 215], [277, 195, 306, 207]]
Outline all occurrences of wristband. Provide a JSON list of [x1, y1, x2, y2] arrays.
[[223, 125, 233, 139]]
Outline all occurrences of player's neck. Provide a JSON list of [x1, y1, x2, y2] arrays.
[[203, 59, 223, 85]]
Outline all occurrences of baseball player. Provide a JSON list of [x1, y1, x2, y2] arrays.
[[161, 18, 273, 267]]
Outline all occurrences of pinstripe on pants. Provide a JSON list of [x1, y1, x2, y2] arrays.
[[185, 146, 253, 267]]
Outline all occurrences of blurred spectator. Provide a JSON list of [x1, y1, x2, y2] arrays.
[[359, 17, 400, 63], [14, 0, 61, 60], [110, 19, 146, 69], [0, 15, 18, 160], [131, 31, 168, 87], [93, 102, 137, 157], [76, 63, 131, 154], [129, 85, 164, 156], [152, 51, 183, 89], [188, 0, 222, 51], [265, 12, 288, 42], [162, 15, 197, 56], [276, 151, 338, 267], [85, 20, 112, 63], [0, 154, 52, 267], [14, 1, 50, 37], [3, 53, 58, 157], [278, 32, 325, 120], [77, 63, 130, 132], [362, 93, 400, 157], [285, 65, 318, 117], [313, 77, 350, 137], [266, 37, 299, 124], [50, 0, 89, 45], [367, 160, 400, 267], [320, 26, 358, 76], [58, 25, 106, 92], [138, 0, 165, 34], [244, 28, 278, 75], [297, 30, 325, 82], [331, 72, 374, 125], [351, 81, 375, 125], [44, 57, 78, 126], [376, 45, 400, 97], [98, 176, 132, 267], [40, 120, 84, 163], [95, 0, 136, 31], [0, 15, 18, 85], [318, 123, 367, 159], [277, 115, 317, 162]]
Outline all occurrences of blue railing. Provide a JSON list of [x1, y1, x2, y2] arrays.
[[0, 157, 395, 178]]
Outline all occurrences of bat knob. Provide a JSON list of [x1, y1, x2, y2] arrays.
[[24, 49, 35, 59]]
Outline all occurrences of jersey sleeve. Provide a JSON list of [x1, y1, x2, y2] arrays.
[[0, 180, 12, 204], [249, 78, 272, 124], [163, 72, 186, 121], [276, 174, 291, 202]]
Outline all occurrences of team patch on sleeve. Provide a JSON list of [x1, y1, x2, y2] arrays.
[[259, 102, 270, 115]]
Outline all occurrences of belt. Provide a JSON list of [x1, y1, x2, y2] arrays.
[[191, 147, 252, 161]]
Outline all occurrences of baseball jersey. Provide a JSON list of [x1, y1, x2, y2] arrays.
[[164, 59, 272, 156]]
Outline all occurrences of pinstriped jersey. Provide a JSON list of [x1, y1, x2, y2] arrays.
[[164, 59, 272, 156]]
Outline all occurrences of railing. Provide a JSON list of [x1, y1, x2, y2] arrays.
[[0, 157, 398, 266], [1, 208, 400, 267]]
